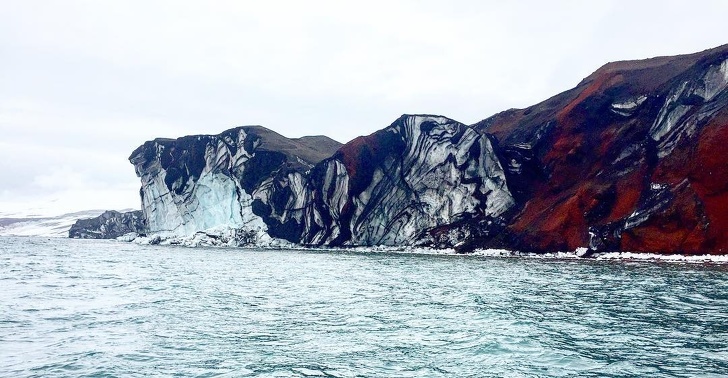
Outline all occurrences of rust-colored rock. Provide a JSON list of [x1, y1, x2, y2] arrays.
[[474, 44, 728, 254]]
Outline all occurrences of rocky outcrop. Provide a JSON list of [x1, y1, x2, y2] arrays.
[[69, 210, 146, 239], [472, 44, 728, 254], [121, 44, 728, 254]]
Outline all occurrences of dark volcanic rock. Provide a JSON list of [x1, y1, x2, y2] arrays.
[[69, 210, 146, 239], [472, 44, 728, 254]]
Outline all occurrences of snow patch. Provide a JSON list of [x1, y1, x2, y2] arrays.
[[470, 249, 728, 263], [0, 210, 107, 237], [698, 58, 728, 101], [612, 95, 647, 110], [611, 95, 647, 116], [650, 60, 728, 158], [595, 252, 728, 263]]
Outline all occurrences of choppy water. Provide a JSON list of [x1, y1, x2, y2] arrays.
[[1, 237, 727, 377]]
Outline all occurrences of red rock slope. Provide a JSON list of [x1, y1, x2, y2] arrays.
[[473, 44, 728, 254]]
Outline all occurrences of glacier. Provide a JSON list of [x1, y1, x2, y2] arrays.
[[126, 115, 514, 247]]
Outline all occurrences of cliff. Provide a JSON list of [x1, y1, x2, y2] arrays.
[[127, 116, 513, 246], [473, 44, 728, 254], [81, 44, 728, 254]]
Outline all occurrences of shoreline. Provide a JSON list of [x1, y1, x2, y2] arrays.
[[4, 234, 728, 264]]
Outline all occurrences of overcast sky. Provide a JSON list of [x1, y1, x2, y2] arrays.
[[1, 0, 727, 216]]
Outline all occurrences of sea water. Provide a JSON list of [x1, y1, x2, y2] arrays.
[[1, 237, 727, 377]]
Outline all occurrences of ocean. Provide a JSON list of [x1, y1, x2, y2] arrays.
[[1, 237, 727, 377]]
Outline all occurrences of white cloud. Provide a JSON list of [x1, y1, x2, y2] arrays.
[[1, 0, 727, 214], [32, 166, 88, 190]]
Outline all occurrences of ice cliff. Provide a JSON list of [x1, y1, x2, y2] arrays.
[[127, 116, 514, 247], [126, 126, 341, 245], [256, 115, 514, 246]]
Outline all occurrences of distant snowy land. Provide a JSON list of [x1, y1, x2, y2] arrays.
[[0, 210, 135, 237]]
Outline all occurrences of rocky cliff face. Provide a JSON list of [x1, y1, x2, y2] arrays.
[[69, 210, 145, 239], [473, 44, 728, 254], [122, 44, 728, 254], [129, 116, 514, 247]]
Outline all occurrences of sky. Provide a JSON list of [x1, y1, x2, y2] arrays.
[[1, 0, 727, 216]]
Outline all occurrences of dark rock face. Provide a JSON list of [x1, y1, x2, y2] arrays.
[[472, 44, 728, 254], [124, 44, 728, 254], [69, 210, 146, 239]]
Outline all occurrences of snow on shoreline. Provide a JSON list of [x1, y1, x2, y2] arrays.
[[593, 251, 728, 263], [113, 232, 728, 264], [3, 230, 725, 264], [474, 249, 728, 263]]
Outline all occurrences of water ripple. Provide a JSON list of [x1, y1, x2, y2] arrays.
[[1, 237, 727, 377]]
